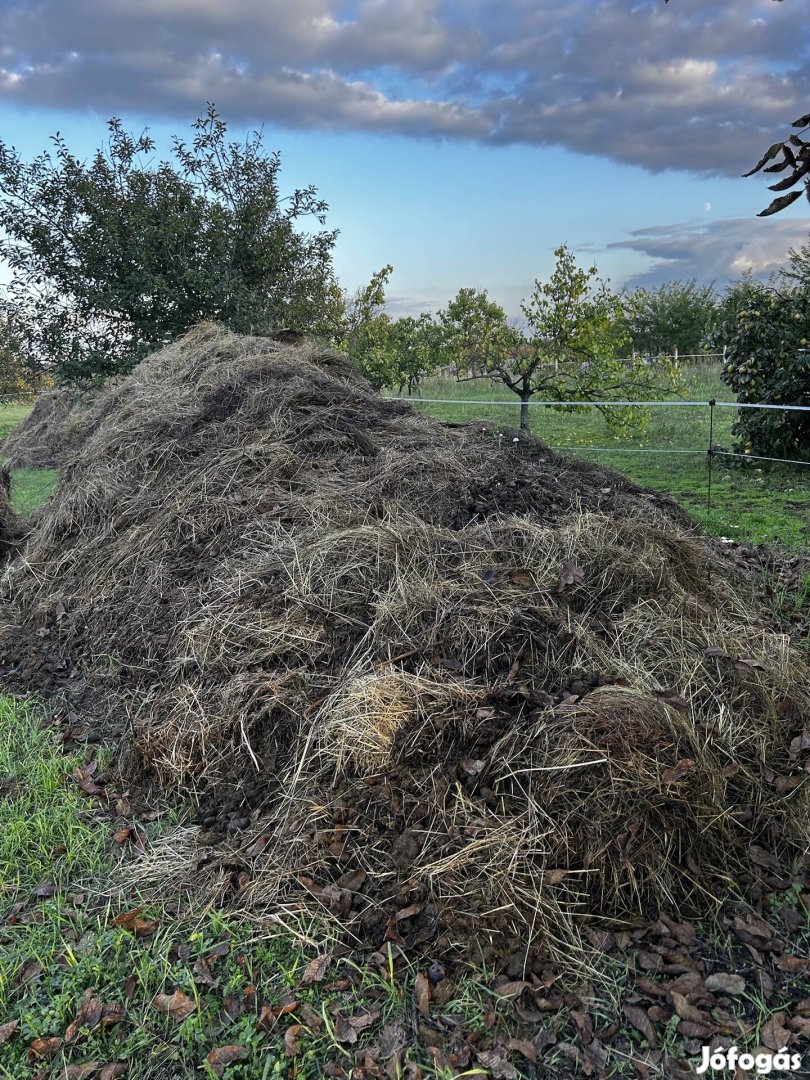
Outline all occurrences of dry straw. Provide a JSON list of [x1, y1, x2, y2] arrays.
[[1, 323, 807, 970]]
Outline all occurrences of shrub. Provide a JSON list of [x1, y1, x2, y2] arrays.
[[719, 279, 810, 461]]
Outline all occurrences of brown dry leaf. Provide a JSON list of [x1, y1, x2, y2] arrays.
[[298, 953, 332, 987], [661, 759, 696, 785], [494, 979, 532, 998], [761, 1012, 792, 1051], [28, 1036, 62, 1060], [501, 1037, 537, 1063], [395, 903, 423, 922], [65, 990, 104, 1043], [193, 955, 217, 987], [749, 846, 781, 872], [64, 1065, 102, 1080], [0, 1020, 19, 1044], [704, 973, 746, 995], [282, 1025, 302, 1057], [460, 757, 485, 776], [71, 765, 107, 798], [653, 690, 690, 712], [737, 657, 765, 669], [33, 881, 57, 899], [554, 561, 584, 593], [151, 989, 196, 1023], [510, 568, 536, 588], [98, 1065, 127, 1080], [206, 1045, 249, 1076], [13, 958, 43, 988], [546, 868, 568, 884], [378, 1019, 408, 1060], [337, 869, 367, 892], [623, 1004, 658, 1049], [775, 955, 809, 974], [297, 1002, 323, 1032], [243, 834, 271, 858], [414, 972, 431, 1019], [112, 908, 158, 937], [670, 991, 707, 1025], [475, 1050, 519, 1079]]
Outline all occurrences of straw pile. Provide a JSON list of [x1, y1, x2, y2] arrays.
[[0, 468, 23, 564], [1, 324, 807, 969], [1, 387, 103, 468]]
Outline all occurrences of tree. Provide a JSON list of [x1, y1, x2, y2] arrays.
[[444, 246, 684, 430], [0, 105, 340, 383], [625, 280, 717, 358], [0, 310, 49, 399], [719, 257, 810, 460], [388, 313, 444, 395], [744, 112, 810, 217]]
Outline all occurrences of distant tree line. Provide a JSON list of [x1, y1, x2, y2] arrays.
[[1, 107, 807, 458]]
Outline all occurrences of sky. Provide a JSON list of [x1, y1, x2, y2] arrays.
[[0, 0, 808, 317]]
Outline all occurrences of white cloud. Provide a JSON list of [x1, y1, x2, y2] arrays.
[[0, 0, 805, 175]]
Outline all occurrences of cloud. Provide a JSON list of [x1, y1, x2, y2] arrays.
[[0, 0, 807, 175], [608, 216, 809, 289]]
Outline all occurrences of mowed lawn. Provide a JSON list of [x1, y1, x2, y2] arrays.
[[389, 361, 810, 549]]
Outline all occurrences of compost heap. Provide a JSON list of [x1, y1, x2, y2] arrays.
[[1, 386, 103, 469], [1, 323, 808, 970], [0, 468, 23, 564]]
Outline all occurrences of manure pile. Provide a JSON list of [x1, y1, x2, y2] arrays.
[[1, 386, 103, 468], [1, 324, 807, 971]]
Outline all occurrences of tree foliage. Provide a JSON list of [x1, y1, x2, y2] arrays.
[[0, 105, 340, 383], [625, 279, 717, 358], [719, 257, 810, 460], [0, 312, 50, 399], [442, 246, 684, 430], [744, 111, 810, 218]]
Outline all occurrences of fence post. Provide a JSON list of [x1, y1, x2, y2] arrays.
[[707, 398, 715, 511]]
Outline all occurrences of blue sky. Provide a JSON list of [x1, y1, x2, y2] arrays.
[[1, 0, 808, 317]]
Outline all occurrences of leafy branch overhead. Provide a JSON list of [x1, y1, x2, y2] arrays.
[[743, 112, 810, 217]]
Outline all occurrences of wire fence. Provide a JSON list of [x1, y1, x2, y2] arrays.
[[398, 395, 810, 511]]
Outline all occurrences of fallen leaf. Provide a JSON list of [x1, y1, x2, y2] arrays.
[[0, 1020, 19, 1044], [112, 908, 158, 937], [64, 1065, 102, 1080], [662, 759, 696, 784], [297, 1002, 322, 1032], [749, 846, 781, 872], [555, 561, 584, 593], [206, 1045, 249, 1076], [298, 953, 332, 987], [476, 1050, 519, 1079], [623, 1004, 658, 1049], [704, 973, 746, 995], [193, 955, 217, 987], [28, 1036, 62, 1060], [510, 569, 536, 588], [12, 958, 43, 988], [65, 990, 104, 1043], [98, 1066, 127, 1080], [414, 972, 431, 1019], [502, 1037, 537, 1063], [283, 1025, 302, 1057], [761, 1012, 792, 1051], [395, 903, 423, 922], [151, 989, 196, 1023]]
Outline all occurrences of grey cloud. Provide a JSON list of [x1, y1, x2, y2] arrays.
[[608, 217, 809, 289], [0, 0, 807, 175]]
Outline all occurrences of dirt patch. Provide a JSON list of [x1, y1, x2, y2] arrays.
[[1, 386, 105, 469], [1, 323, 807, 971]]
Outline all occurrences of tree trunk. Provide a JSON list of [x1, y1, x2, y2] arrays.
[[520, 395, 530, 430]]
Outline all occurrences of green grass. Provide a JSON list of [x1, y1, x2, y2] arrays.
[[390, 362, 810, 548], [0, 403, 33, 444], [0, 697, 530, 1079]]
